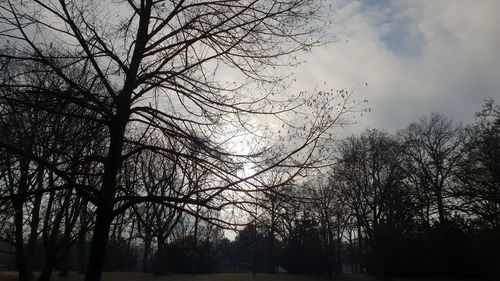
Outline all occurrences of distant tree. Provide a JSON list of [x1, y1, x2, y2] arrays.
[[399, 113, 465, 225], [305, 176, 349, 276], [232, 223, 260, 272], [253, 165, 295, 274], [337, 129, 410, 276], [0, 71, 103, 281], [283, 214, 324, 274], [38, 182, 84, 281], [456, 100, 500, 226]]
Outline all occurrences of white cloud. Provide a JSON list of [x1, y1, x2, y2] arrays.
[[292, 0, 500, 133]]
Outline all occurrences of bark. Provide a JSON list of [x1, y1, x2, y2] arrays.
[[58, 257, 69, 277], [77, 236, 86, 274], [84, 120, 125, 280], [142, 238, 151, 273], [348, 230, 356, 274], [155, 241, 168, 275], [14, 158, 30, 281], [141, 216, 152, 273], [192, 212, 199, 274], [269, 203, 276, 274], [78, 200, 88, 274], [252, 224, 257, 277], [436, 186, 446, 224], [336, 229, 342, 274], [84, 203, 114, 281], [37, 259, 55, 281], [84, 1, 151, 278], [325, 229, 333, 278], [39, 186, 72, 281], [14, 200, 29, 281], [27, 167, 44, 276], [356, 223, 364, 274]]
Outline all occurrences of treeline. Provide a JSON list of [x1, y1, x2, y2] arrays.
[[0, 93, 232, 278], [0, 1, 346, 281], [0, 1, 353, 281], [239, 102, 500, 279], [2, 100, 497, 280], [1, 1, 498, 280], [0, 97, 498, 280]]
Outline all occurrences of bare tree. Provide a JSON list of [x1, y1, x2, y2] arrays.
[[399, 113, 465, 225], [37, 176, 83, 281], [0, 1, 354, 280], [254, 167, 294, 274], [0, 87, 41, 281], [336, 129, 409, 276], [306, 175, 350, 276], [456, 100, 500, 225]]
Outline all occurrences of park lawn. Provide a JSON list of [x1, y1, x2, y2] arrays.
[[0, 272, 377, 281], [0, 272, 482, 281]]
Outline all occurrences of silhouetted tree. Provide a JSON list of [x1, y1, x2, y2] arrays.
[[456, 100, 500, 225], [336, 129, 409, 277], [305, 176, 348, 276], [0, 1, 349, 281], [399, 113, 465, 225]]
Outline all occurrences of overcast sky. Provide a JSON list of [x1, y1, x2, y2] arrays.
[[292, 0, 500, 133]]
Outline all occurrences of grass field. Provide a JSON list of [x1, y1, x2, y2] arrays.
[[0, 272, 378, 281], [0, 272, 482, 281]]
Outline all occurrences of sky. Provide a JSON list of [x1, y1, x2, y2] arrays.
[[293, 0, 500, 133]]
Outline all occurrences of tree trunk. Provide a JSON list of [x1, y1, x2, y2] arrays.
[[14, 200, 29, 281], [356, 223, 364, 274], [192, 212, 199, 274], [348, 230, 355, 274], [326, 220, 335, 278], [84, 92, 131, 281], [155, 241, 168, 275], [326, 231, 333, 278], [58, 257, 69, 277], [27, 167, 44, 277], [252, 224, 257, 277], [37, 261, 54, 281], [78, 201, 88, 274], [436, 187, 445, 224], [84, 1, 150, 278], [269, 204, 276, 274], [14, 158, 30, 281], [84, 204, 114, 281], [336, 230, 342, 274], [142, 239, 151, 273], [78, 238, 86, 274], [84, 151, 121, 281], [142, 220, 151, 273]]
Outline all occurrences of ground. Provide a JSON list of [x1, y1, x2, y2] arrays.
[[0, 272, 482, 281], [0, 272, 371, 281]]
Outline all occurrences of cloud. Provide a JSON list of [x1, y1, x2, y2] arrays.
[[293, 0, 500, 133]]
